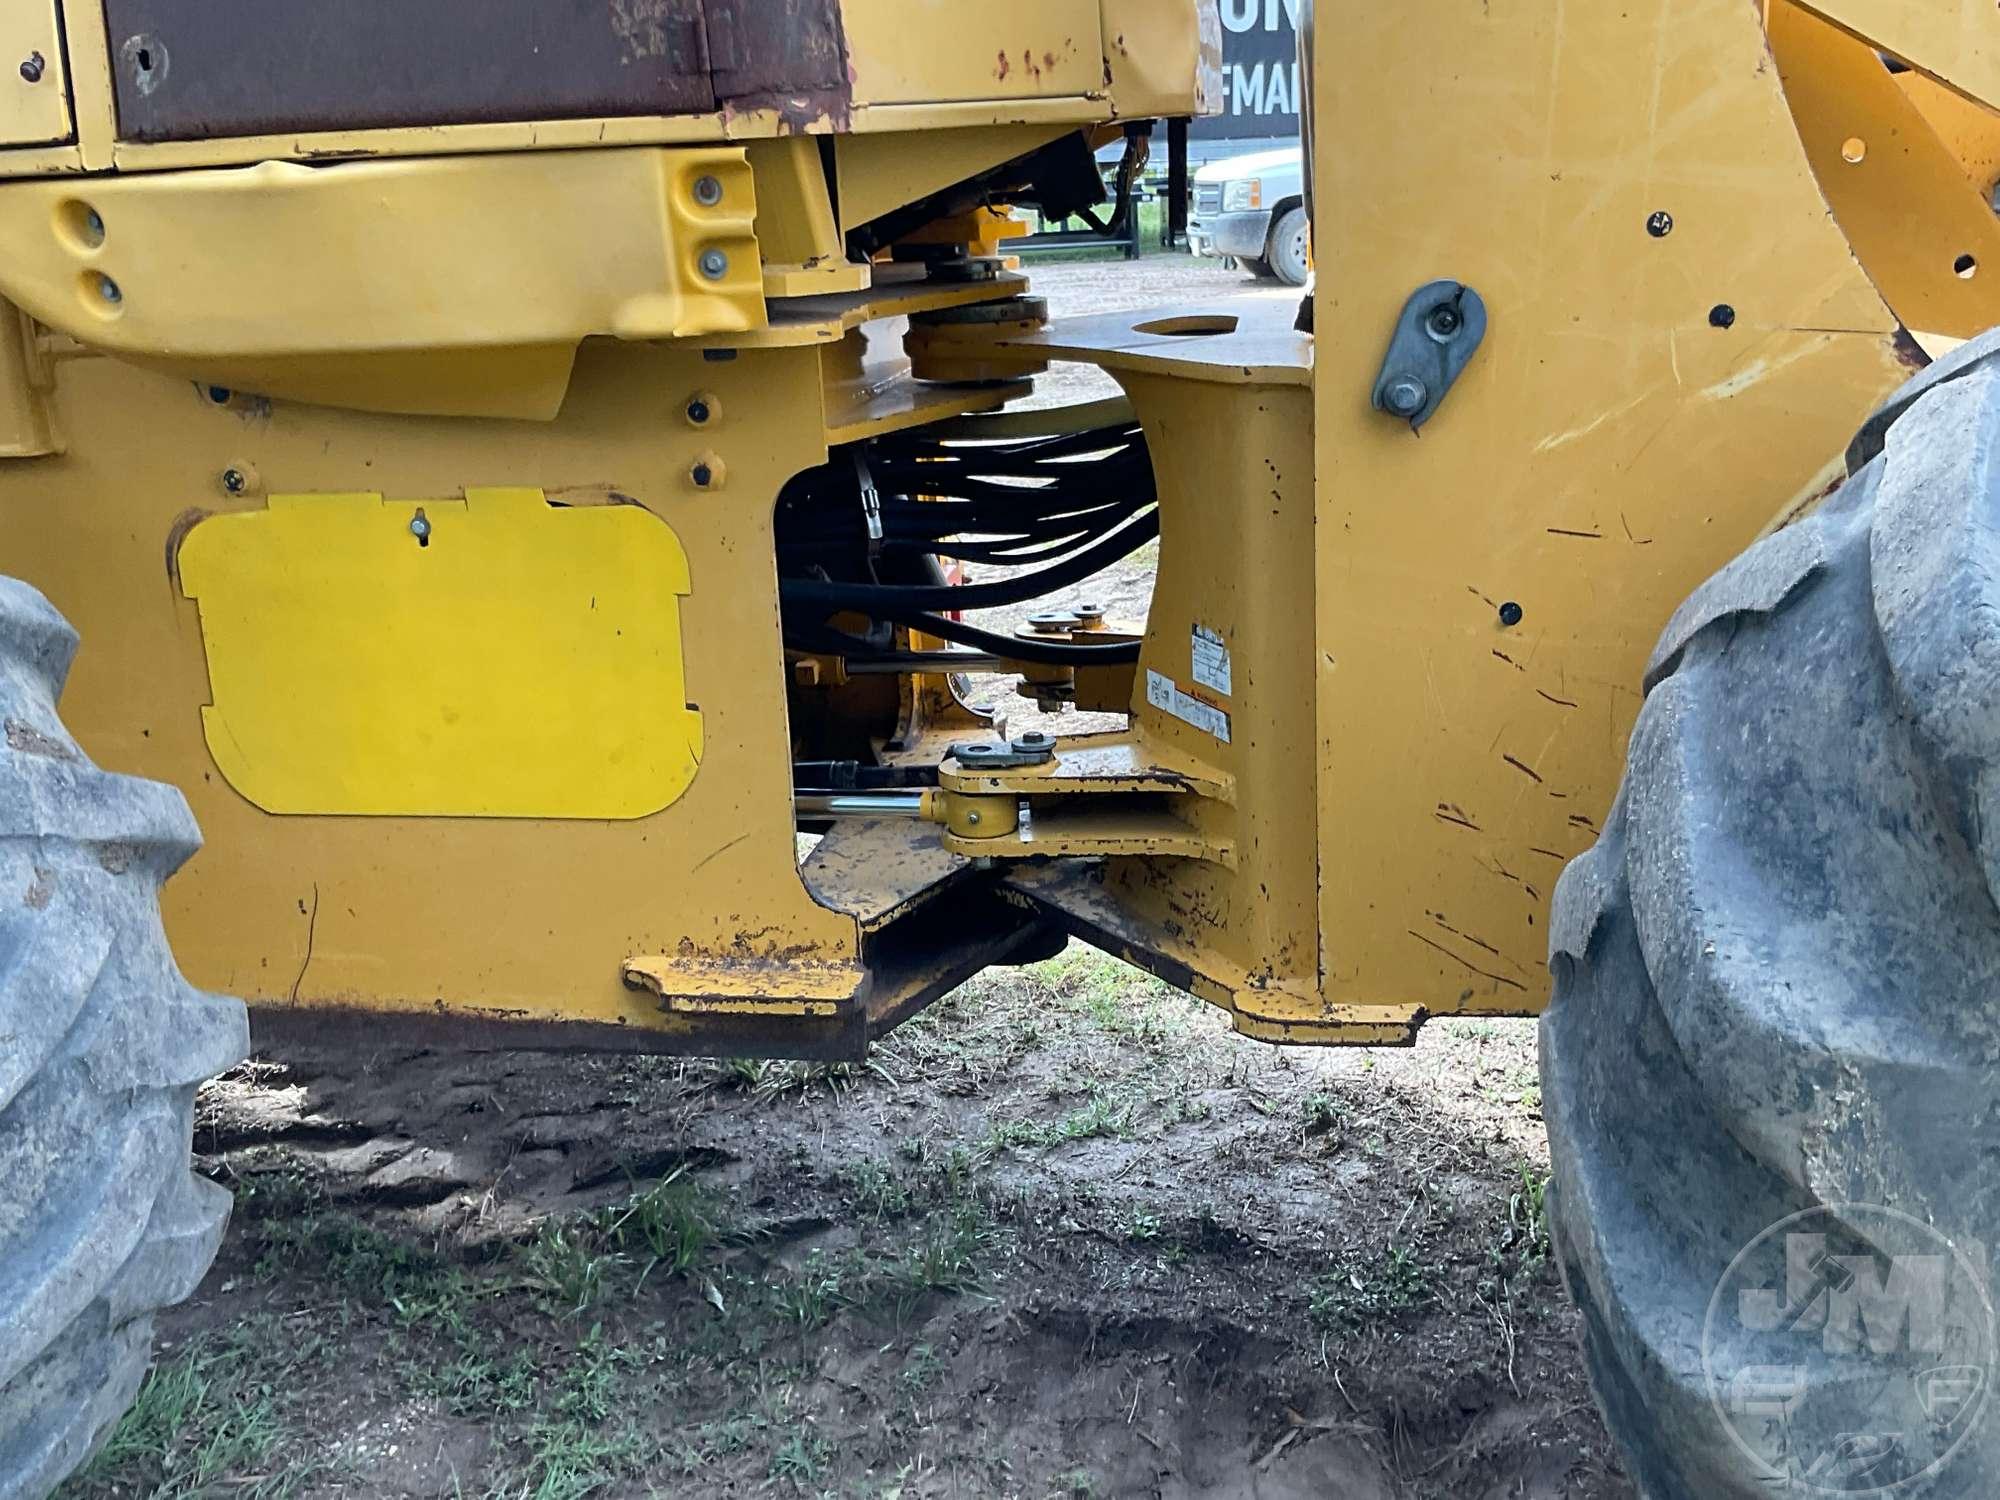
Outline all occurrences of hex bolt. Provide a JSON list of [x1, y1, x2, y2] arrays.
[[1498, 600, 1524, 627], [19, 53, 43, 83], [698, 248, 729, 281], [692, 174, 723, 207], [95, 274, 121, 305], [1382, 376, 1428, 416], [220, 468, 247, 495]]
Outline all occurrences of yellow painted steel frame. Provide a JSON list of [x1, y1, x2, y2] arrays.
[[0, 0, 1992, 1062], [970, 0, 1994, 1045], [1289, 0, 1946, 1035]]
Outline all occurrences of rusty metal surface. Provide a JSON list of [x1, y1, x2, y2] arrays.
[[707, 0, 847, 119], [99, 0, 847, 141]]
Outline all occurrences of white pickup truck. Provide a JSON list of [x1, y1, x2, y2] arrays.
[[1186, 144, 1308, 286]]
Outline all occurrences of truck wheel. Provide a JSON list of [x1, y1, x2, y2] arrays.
[[1265, 206, 1310, 287], [0, 579, 246, 1500], [1542, 344, 2000, 1495]]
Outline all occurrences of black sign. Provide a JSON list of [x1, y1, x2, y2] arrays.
[[1191, 0, 1300, 141]]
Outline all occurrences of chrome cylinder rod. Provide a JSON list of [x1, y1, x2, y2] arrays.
[[795, 790, 932, 819]]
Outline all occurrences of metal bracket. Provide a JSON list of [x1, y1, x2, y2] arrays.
[[948, 732, 1057, 770], [853, 451, 883, 559], [1370, 280, 1486, 430]]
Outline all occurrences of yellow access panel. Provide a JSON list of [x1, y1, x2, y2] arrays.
[[0, 2, 71, 147], [177, 487, 702, 819]]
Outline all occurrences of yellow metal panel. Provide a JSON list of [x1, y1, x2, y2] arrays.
[[837, 123, 1072, 232], [1097, 0, 1224, 119], [177, 488, 702, 819], [745, 136, 867, 296], [1797, 0, 2000, 113], [0, 301, 57, 457], [1770, 0, 2000, 339], [0, 147, 764, 417], [841, 0, 1103, 105], [0, 339, 860, 1034], [1306, 0, 1912, 1023], [1897, 70, 2000, 195], [0, 1, 70, 146]]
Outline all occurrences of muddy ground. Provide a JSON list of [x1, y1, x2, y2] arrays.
[[58, 259, 1635, 1500]]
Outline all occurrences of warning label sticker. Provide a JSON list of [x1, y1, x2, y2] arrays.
[[1146, 669, 1231, 743], [1191, 624, 1232, 696]]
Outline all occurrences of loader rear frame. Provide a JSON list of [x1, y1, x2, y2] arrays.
[[0, 0, 1993, 1057]]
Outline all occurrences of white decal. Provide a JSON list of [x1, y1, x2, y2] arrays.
[[1191, 624, 1233, 696], [1146, 669, 1231, 743]]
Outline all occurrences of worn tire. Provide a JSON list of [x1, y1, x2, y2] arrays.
[[0, 579, 247, 1500], [1543, 341, 2000, 1497]]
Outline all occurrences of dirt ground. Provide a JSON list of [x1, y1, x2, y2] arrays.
[[57, 258, 1636, 1500]]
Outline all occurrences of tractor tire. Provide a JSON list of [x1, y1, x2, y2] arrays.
[[0, 579, 247, 1500], [1265, 206, 1310, 288], [1541, 339, 2000, 1496]]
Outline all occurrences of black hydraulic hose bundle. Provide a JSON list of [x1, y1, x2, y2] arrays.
[[777, 420, 1155, 667]]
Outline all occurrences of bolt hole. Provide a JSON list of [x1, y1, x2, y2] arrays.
[[136, 47, 153, 71], [1841, 137, 1867, 163], [57, 200, 105, 251], [1957, 253, 1979, 279], [79, 271, 123, 316], [1708, 303, 1736, 329]]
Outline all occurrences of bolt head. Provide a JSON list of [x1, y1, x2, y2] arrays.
[[689, 462, 714, 488], [19, 53, 43, 83], [1426, 305, 1461, 337], [1646, 210, 1674, 238], [1014, 731, 1051, 748], [692, 174, 723, 207], [1383, 376, 1427, 416], [95, 274, 121, 305], [685, 398, 710, 425], [221, 468, 246, 494], [698, 249, 729, 281], [206, 385, 231, 405], [1498, 600, 1523, 627], [966, 810, 982, 826], [409, 514, 431, 538]]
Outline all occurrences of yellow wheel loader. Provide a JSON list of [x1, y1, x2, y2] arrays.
[[2, 0, 1998, 1493]]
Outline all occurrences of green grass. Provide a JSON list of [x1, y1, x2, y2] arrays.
[[986, 1091, 1131, 1153], [1309, 1243, 1437, 1330], [596, 1170, 716, 1280], [67, 1325, 334, 1500]]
